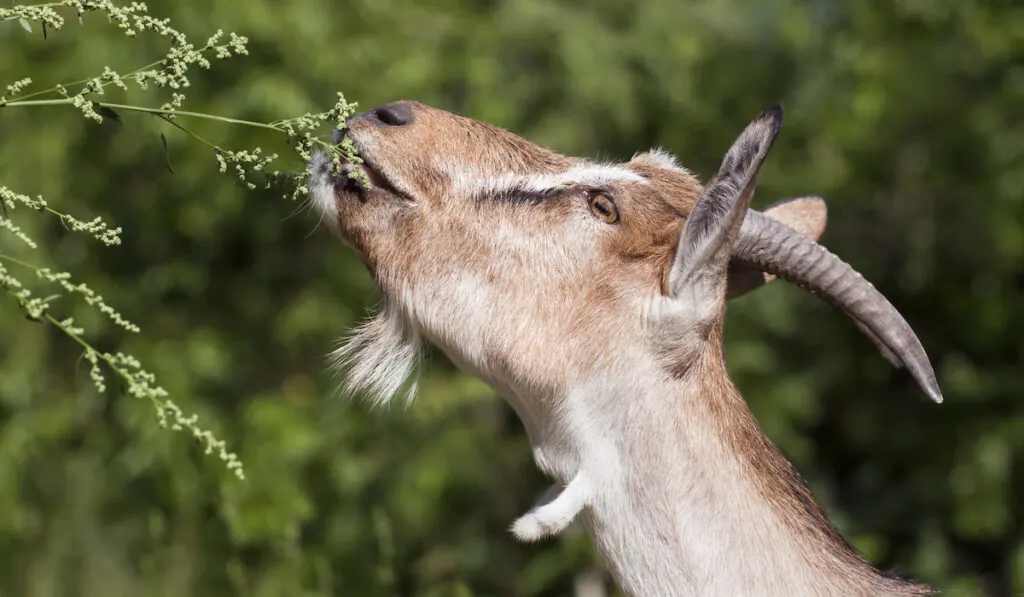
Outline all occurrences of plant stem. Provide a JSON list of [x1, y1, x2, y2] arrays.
[[0, 253, 154, 405], [44, 314, 134, 386], [0, 252, 41, 271], [155, 114, 219, 149], [2, 99, 284, 132], [10, 58, 166, 102]]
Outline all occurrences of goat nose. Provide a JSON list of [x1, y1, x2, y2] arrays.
[[368, 101, 414, 126]]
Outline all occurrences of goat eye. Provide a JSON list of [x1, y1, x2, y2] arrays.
[[588, 194, 619, 224]]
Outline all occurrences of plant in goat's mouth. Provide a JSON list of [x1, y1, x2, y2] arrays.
[[0, 0, 365, 479]]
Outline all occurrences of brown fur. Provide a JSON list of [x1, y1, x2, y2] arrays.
[[694, 330, 933, 595]]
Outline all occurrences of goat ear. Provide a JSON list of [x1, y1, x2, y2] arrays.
[[726, 196, 827, 298], [668, 105, 783, 300]]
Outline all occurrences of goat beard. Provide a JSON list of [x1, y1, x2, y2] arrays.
[[330, 298, 423, 405]]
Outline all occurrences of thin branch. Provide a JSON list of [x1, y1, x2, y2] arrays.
[[3, 99, 283, 132]]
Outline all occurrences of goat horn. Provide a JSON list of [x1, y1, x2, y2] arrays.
[[731, 211, 942, 403]]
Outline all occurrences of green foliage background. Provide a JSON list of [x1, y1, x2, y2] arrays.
[[1, 1, 1021, 595]]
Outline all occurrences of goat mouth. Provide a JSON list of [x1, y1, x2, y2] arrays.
[[337, 161, 374, 193], [330, 155, 413, 203]]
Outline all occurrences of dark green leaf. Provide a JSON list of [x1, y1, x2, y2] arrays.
[[96, 104, 121, 123], [160, 132, 174, 174]]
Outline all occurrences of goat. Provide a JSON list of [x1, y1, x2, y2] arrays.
[[309, 100, 942, 597]]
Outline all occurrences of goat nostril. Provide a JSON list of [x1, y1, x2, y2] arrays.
[[373, 102, 413, 126]]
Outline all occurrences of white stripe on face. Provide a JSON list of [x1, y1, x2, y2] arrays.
[[447, 162, 650, 200]]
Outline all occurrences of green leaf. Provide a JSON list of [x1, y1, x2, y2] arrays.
[[96, 104, 122, 124], [160, 133, 174, 174]]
